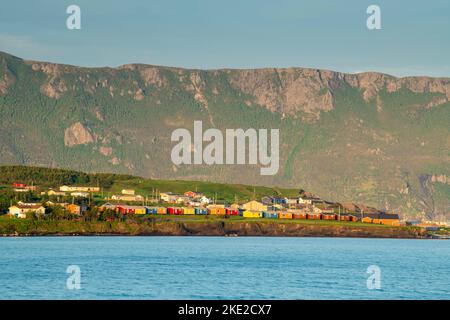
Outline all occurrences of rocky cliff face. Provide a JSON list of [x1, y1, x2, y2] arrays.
[[3, 52, 449, 118], [64, 122, 95, 147], [0, 51, 449, 219]]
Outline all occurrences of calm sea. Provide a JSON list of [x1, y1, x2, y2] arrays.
[[0, 236, 449, 299]]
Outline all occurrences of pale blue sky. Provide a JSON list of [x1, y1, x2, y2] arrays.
[[1, 0, 449, 77]]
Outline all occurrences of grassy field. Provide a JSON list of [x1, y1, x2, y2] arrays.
[[0, 165, 300, 205], [107, 178, 299, 202]]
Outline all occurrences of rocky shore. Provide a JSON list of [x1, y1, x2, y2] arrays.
[[0, 220, 430, 239]]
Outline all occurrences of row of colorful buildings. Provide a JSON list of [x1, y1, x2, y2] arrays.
[[97, 200, 400, 225], [6, 183, 401, 226]]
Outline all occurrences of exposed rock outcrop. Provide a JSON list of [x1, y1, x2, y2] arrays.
[[64, 122, 94, 147]]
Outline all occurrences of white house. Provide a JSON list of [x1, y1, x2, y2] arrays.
[[121, 189, 135, 195], [60, 185, 100, 192], [70, 192, 90, 198], [199, 196, 211, 204], [298, 197, 313, 205]]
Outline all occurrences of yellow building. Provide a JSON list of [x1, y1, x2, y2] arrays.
[[242, 201, 267, 212], [242, 210, 263, 218], [183, 207, 195, 215], [134, 207, 146, 214]]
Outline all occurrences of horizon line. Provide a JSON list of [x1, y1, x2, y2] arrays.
[[1, 50, 448, 80]]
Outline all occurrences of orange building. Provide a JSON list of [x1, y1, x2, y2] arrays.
[[279, 212, 293, 219], [361, 213, 400, 226], [66, 204, 81, 215]]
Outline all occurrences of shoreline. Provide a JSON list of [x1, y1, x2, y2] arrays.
[[0, 220, 432, 239]]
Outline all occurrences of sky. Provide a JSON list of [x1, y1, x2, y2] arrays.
[[0, 0, 449, 77]]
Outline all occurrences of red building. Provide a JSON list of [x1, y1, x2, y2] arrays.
[[12, 182, 27, 188], [226, 208, 239, 216], [167, 207, 183, 215]]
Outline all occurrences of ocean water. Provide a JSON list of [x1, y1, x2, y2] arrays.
[[0, 236, 449, 300]]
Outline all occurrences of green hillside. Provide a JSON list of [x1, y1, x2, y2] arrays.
[[0, 165, 299, 205]]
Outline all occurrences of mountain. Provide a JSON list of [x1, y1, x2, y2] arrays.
[[0, 51, 449, 219]]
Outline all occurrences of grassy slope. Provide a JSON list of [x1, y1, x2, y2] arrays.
[[0, 165, 299, 203]]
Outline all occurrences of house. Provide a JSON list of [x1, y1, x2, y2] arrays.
[[188, 201, 202, 207], [199, 196, 211, 204], [48, 190, 66, 196], [111, 194, 144, 202], [267, 204, 283, 211], [121, 189, 135, 195], [71, 192, 90, 198], [160, 192, 182, 203], [99, 202, 118, 212], [374, 213, 400, 226], [307, 210, 322, 220], [242, 210, 263, 218], [261, 196, 272, 205], [313, 206, 323, 214], [116, 205, 146, 215], [361, 215, 374, 224], [360, 213, 400, 226], [12, 183, 36, 192], [12, 182, 26, 188], [229, 203, 240, 210], [299, 196, 323, 205], [286, 198, 299, 205], [175, 196, 191, 204], [167, 207, 183, 215], [321, 212, 337, 220], [66, 204, 82, 215], [263, 211, 279, 219], [60, 186, 100, 192], [8, 203, 45, 219], [207, 205, 226, 215], [338, 213, 357, 222], [184, 191, 204, 199], [183, 207, 196, 215], [289, 208, 308, 219], [226, 208, 239, 216], [242, 200, 267, 212], [261, 196, 287, 205], [298, 197, 313, 205], [278, 212, 293, 219]]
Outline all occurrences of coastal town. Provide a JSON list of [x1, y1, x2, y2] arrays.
[[4, 181, 408, 226]]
